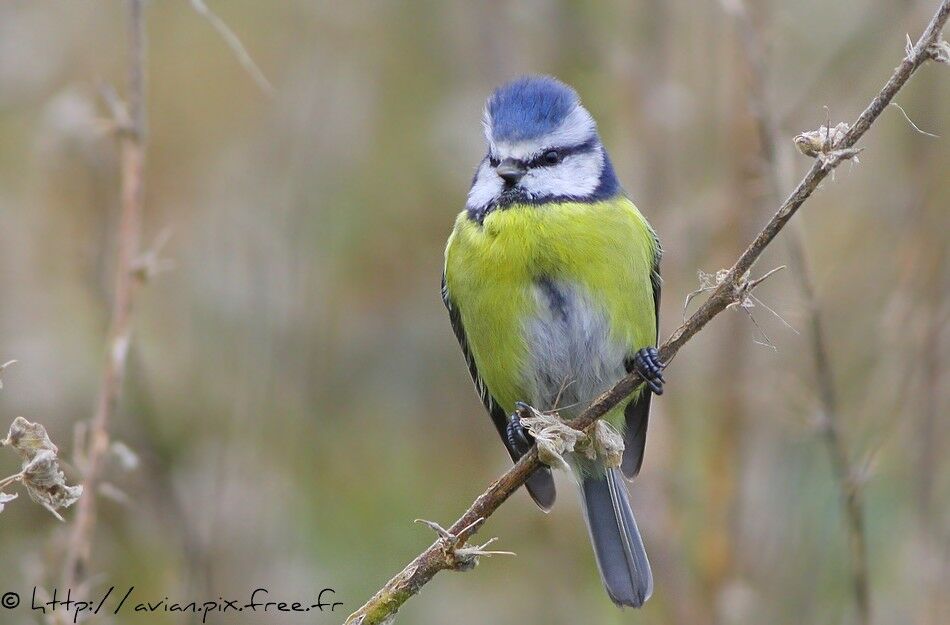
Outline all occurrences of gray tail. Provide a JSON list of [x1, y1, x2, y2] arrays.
[[580, 467, 653, 608]]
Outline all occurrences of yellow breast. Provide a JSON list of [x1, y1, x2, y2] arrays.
[[444, 197, 658, 416]]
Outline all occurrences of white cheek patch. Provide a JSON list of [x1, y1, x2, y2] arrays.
[[466, 159, 503, 210], [520, 149, 604, 200]]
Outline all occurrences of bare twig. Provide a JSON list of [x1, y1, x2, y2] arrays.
[[726, 1, 884, 622], [187, 0, 274, 96], [62, 0, 148, 589], [889, 102, 940, 138], [0, 360, 16, 390], [344, 4, 950, 623]]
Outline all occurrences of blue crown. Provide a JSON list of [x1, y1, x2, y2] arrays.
[[486, 75, 580, 142]]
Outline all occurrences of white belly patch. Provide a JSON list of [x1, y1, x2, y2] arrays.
[[522, 278, 627, 417]]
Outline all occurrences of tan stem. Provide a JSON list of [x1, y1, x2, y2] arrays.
[[61, 0, 148, 590]]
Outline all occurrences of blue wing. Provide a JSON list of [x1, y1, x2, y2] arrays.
[[621, 236, 662, 479]]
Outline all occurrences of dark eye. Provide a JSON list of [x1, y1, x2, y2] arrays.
[[488, 155, 500, 167], [542, 150, 560, 165]]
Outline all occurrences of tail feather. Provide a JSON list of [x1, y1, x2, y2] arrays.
[[580, 467, 653, 607]]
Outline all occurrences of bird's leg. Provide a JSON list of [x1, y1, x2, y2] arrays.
[[506, 401, 536, 456], [626, 347, 666, 395]]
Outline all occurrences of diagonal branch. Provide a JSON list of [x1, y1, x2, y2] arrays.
[[345, 3, 950, 623]]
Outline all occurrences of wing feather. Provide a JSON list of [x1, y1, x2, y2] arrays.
[[442, 273, 556, 510], [621, 234, 662, 480]]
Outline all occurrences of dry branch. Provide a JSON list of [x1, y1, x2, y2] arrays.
[[188, 0, 274, 96], [61, 0, 148, 589], [344, 3, 949, 623]]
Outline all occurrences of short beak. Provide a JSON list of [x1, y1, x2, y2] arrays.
[[496, 158, 526, 185]]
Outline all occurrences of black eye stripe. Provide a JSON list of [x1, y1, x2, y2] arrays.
[[526, 138, 599, 168], [485, 137, 599, 170]]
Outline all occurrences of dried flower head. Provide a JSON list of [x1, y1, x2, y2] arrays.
[[794, 122, 850, 157], [794, 121, 863, 170], [586, 420, 625, 469], [516, 404, 627, 470], [1, 417, 83, 520], [517, 407, 585, 472]]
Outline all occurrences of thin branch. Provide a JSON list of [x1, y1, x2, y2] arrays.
[[344, 4, 950, 623], [889, 101, 940, 137], [0, 471, 23, 492], [187, 0, 275, 97], [62, 0, 149, 589], [726, 1, 875, 623], [0, 360, 16, 390]]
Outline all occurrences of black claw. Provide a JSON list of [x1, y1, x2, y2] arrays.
[[506, 406, 534, 456], [630, 347, 666, 396]]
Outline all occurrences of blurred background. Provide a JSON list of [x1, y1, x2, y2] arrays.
[[0, 1, 947, 624]]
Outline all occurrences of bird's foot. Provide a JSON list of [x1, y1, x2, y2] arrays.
[[506, 401, 536, 456], [627, 347, 666, 395]]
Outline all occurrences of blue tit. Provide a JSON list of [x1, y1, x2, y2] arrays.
[[442, 75, 664, 607]]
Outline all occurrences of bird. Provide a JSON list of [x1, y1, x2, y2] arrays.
[[442, 75, 665, 608]]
